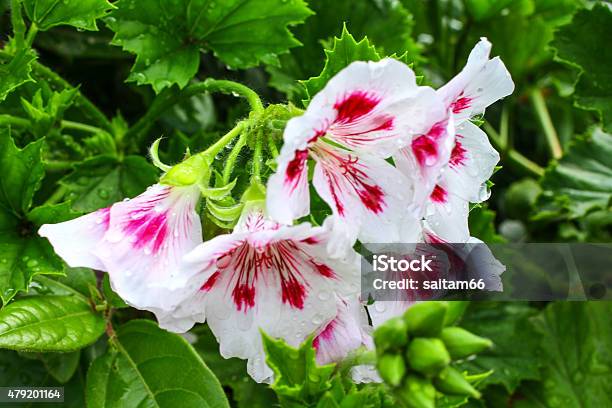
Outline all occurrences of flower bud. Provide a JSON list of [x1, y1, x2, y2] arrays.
[[160, 154, 210, 186], [406, 338, 450, 376], [443, 301, 469, 326], [403, 302, 447, 336], [440, 327, 492, 359], [396, 374, 436, 408], [374, 317, 409, 353], [433, 366, 481, 398], [377, 354, 406, 387]]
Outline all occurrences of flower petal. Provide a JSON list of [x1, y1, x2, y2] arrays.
[[38, 208, 110, 270], [393, 117, 456, 209], [438, 38, 514, 123], [313, 296, 371, 366], [444, 121, 499, 202], [175, 215, 361, 382], [424, 184, 470, 243], [266, 116, 314, 224], [312, 143, 421, 243], [307, 59, 445, 157], [96, 184, 202, 311]]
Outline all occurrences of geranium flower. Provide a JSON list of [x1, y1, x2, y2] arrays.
[[267, 59, 446, 243], [39, 184, 202, 311], [313, 295, 381, 383], [159, 208, 361, 383], [394, 38, 514, 242]]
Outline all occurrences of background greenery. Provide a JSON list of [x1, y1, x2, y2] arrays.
[[0, 0, 610, 407]]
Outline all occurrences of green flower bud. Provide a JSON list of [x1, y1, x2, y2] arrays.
[[443, 301, 469, 326], [440, 327, 492, 359], [374, 317, 409, 353], [377, 354, 406, 387], [433, 366, 481, 398], [403, 302, 447, 336], [396, 374, 436, 408], [406, 338, 450, 376], [160, 154, 210, 187]]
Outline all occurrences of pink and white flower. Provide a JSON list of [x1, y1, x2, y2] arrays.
[[313, 296, 381, 383], [394, 38, 514, 243], [267, 59, 446, 243], [39, 184, 203, 311], [161, 208, 361, 382]]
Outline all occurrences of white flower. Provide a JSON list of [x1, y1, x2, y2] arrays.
[[267, 58, 446, 243], [160, 208, 361, 383], [394, 38, 514, 242], [39, 184, 203, 311]]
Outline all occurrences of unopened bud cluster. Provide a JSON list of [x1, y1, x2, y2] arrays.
[[373, 302, 492, 408]]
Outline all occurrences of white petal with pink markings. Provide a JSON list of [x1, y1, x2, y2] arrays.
[[443, 121, 500, 202], [311, 142, 420, 243], [438, 38, 514, 124], [393, 116, 456, 210], [305, 59, 444, 157], [166, 210, 361, 382], [38, 207, 111, 271], [96, 184, 203, 311]]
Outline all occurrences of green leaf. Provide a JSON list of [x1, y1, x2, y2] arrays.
[[20, 88, 78, 138], [0, 129, 68, 304], [0, 230, 65, 305], [32, 268, 97, 299], [468, 206, 506, 243], [102, 275, 128, 309], [263, 333, 336, 406], [458, 302, 542, 393], [23, 0, 115, 31], [0, 349, 87, 407], [552, 4, 612, 132], [86, 319, 229, 408], [106, 0, 312, 93], [0, 295, 105, 351], [60, 154, 158, 212], [40, 350, 81, 383], [302, 26, 380, 103], [536, 127, 612, 219], [267, 0, 420, 100], [0, 48, 36, 102], [515, 302, 612, 408], [0, 128, 45, 214]]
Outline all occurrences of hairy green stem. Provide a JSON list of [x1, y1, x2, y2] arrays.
[[203, 121, 246, 161], [10, 0, 26, 49], [484, 122, 544, 178], [222, 132, 247, 184], [530, 89, 563, 160], [251, 130, 264, 182], [267, 134, 279, 158], [25, 23, 38, 48], [127, 79, 264, 147]]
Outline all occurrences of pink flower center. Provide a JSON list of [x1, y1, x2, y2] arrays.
[[334, 91, 380, 124], [202, 238, 335, 312], [411, 121, 448, 168], [449, 138, 467, 167], [123, 189, 172, 254], [315, 146, 386, 216], [451, 95, 472, 113], [284, 149, 309, 188], [430, 185, 448, 203]]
